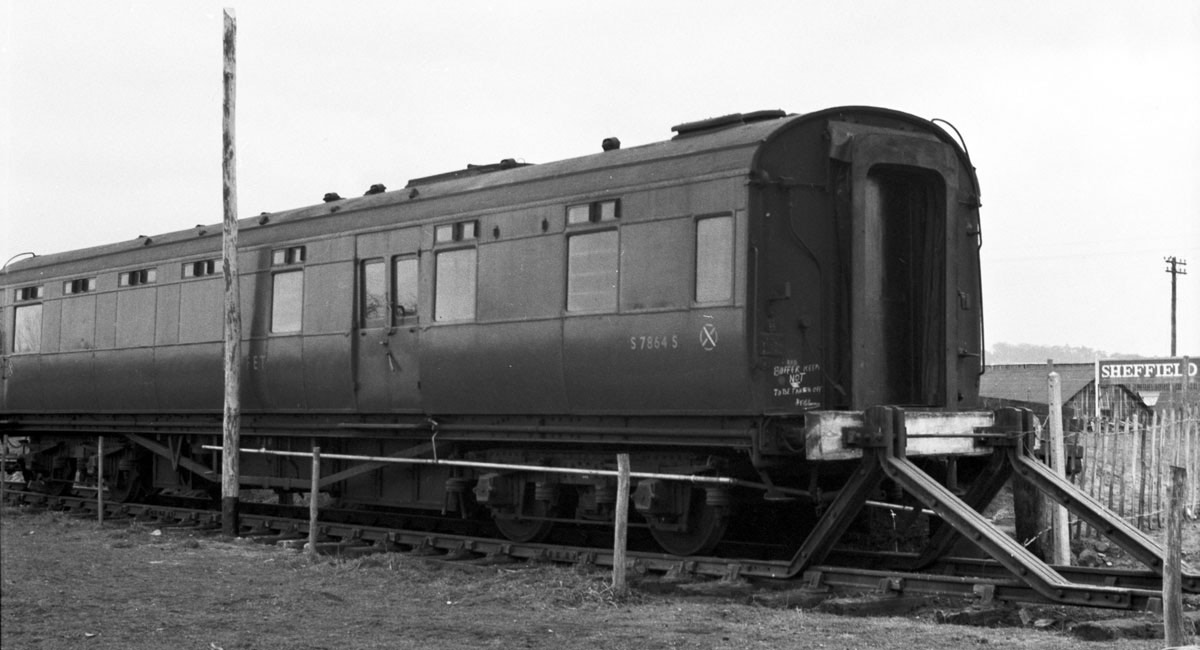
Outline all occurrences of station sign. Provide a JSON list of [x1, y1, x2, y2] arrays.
[[1098, 357, 1198, 385]]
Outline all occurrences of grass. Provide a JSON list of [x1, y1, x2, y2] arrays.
[[2, 505, 1193, 650]]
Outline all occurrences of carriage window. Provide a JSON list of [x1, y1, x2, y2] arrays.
[[360, 259, 387, 328], [567, 230, 619, 312], [63, 278, 97, 294], [434, 248, 476, 322], [183, 259, 217, 278], [393, 257, 419, 320], [272, 246, 306, 265], [695, 216, 734, 303], [271, 270, 304, 333], [567, 205, 591, 225], [15, 286, 44, 301], [435, 221, 478, 244], [567, 199, 620, 225], [118, 268, 157, 287], [13, 304, 43, 353]]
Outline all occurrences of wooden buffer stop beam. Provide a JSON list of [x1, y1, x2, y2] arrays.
[[781, 406, 1197, 609]]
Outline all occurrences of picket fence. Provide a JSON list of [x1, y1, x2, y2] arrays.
[[1069, 404, 1199, 536]]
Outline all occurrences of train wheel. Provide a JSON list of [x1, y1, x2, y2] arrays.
[[646, 487, 730, 556], [105, 470, 146, 503], [490, 479, 560, 544], [40, 477, 74, 497], [493, 499, 555, 543], [35, 456, 77, 496]]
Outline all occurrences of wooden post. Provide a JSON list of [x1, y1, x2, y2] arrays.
[[220, 7, 242, 538], [1137, 418, 1148, 530], [612, 453, 631, 596], [97, 436, 104, 526], [1193, 403, 1199, 516], [1080, 424, 1089, 537], [1153, 412, 1163, 530], [1164, 466, 1188, 647], [1106, 420, 1118, 512], [1184, 358, 1196, 515], [1048, 371, 1070, 564], [1, 436, 7, 506], [1095, 418, 1109, 515], [1014, 416, 1047, 559], [1118, 419, 1129, 518], [1090, 419, 1107, 535], [308, 446, 320, 557]]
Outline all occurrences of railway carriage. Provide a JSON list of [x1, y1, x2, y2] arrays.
[[2, 106, 990, 556]]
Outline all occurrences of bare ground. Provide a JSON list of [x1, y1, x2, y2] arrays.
[[2, 506, 1197, 650]]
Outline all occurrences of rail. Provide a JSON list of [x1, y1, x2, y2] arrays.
[[198, 444, 813, 497]]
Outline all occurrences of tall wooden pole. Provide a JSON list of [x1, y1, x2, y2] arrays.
[[220, 8, 242, 537], [1164, 257, 1186, 356], [1048, 371, 1070, 564]]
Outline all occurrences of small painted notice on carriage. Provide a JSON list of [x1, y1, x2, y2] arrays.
[[771, 359, 821, 407]]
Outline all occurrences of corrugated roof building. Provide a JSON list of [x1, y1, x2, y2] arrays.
[[979, 363, 1152, 428]]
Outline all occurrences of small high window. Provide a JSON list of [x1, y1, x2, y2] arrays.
[[63, 278, 97, 295], [272, 246, 306, 266], [15, 285, 44, 301], [435, 221, 478, 244], [118, 268, 157, 287], [271, 270, 304, 333], [183, 259, 217, 278], [695, 216, 734, 303], [567, 199, 620, 225]]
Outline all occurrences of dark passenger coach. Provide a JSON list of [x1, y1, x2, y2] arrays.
[[2, 106, 988, 556]]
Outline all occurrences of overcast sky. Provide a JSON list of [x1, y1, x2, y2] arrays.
[[3, 1, 1198, 358]]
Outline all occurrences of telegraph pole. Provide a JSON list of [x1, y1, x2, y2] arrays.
[[221, 8, 242, 537], [1164, 256, 1187, 356]]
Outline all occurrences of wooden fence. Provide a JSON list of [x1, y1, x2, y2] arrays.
[[1071, 404, 1199, 536]]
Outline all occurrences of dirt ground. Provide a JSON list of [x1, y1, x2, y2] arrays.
[[1, 506, 1197, 650]]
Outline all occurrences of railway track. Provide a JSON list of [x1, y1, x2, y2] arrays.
[[2, 487, 1172, 612]]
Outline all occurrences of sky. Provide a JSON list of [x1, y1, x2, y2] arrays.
[[2, 0, 1198, 359]]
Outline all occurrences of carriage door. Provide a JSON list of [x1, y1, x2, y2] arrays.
[[830, 122, 958, 408], [354, 230, 422, 412]]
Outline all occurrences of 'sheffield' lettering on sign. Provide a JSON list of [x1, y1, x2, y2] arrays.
[[1098, 358, 1198, 384]]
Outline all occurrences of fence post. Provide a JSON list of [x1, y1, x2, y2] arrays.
[[1119, 419, 1130, 518], [1, 436, 7, 507], [308, 446, 320, 557], [1154, 412, 1163, 530], [612, 453, 631, 596], [1192, 404, 1199, 516], [1137, 419, 1148, 530], [1164, 466, 1189, 647], [1106, 420, 1118, 513], [1048, 372, 1070, 564], [97, 436, 105, 526]]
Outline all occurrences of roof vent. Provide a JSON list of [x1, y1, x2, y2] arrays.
[[602, 137, 621, 151], [364, 183, 387, 196], [323, 192, 343, 203], [671, 109, 787, 138]]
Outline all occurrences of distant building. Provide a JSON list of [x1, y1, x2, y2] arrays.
[[979, 363, 1155, 429]]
